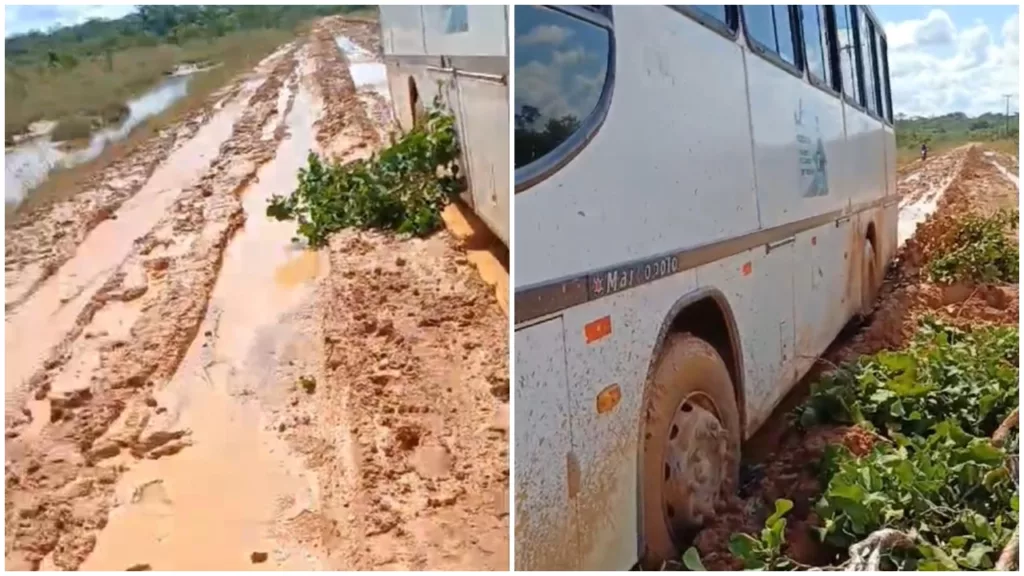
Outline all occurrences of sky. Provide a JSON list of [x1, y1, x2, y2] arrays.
[[872, 4, 1019, 118], [4, 4, 1020, 118], [4, 4, 136, 37]]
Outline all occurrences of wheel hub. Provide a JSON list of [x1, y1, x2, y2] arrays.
[[661, 393, 729, 542]]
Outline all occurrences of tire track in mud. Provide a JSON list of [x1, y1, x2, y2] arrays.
[[307, 18, 382, 158], [4, 68, 248, 314], [4, 44, 300, 571], [301, 234, 510, 571], [270, 23, 510, 571], [694, 144, 1019, 570]]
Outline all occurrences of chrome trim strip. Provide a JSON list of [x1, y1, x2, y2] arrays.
[[514, 197, 891, 324]]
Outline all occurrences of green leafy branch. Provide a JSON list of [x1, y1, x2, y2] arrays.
[[267, 94, 461, 246]]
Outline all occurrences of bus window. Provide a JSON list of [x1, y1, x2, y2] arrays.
[[743, 5, 800, 67], [691, 6, 730, 28], [875, 28, 892, 122], [835, 5, 861, 103], [800, 5, 829, 87], [514, 6, 611, 171], [858, 10, 879, 115]]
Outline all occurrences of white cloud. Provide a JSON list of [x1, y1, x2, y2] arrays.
[[884, 9, 1019, 117], [518, 23, 573, 47], [5, 5, 136, 37]]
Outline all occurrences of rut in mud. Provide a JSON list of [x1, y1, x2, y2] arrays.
[[5, 17, 508, 571], [692, 144, 1019, 570]]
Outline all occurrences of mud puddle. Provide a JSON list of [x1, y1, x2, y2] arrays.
[[985, 151, 1020, 189], [4, 75, 257, 416], [81, 54, 326, 571], [6, 73, 198, 207]]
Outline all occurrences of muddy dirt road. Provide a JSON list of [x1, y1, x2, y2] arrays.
[[5, 18, 508, 571], [693, 143, 1019, 570]]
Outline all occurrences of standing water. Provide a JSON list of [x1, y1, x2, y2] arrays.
[[333, 36, 390, 98], [5, 74, 192, 206]]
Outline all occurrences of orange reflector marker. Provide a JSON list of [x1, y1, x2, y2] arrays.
[[596, 384, 622, 414], [741, 262, 753, 276], [584, 316, 612, 343]]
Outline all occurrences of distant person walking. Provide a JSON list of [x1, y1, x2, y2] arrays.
[[920, 143, 928, 162]]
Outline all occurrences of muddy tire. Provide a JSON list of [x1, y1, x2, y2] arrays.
[[640, 333, 741, 570], [860, 238, 879, 317]]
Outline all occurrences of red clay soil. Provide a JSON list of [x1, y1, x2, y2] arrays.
[[694, 144, 1019, 570]]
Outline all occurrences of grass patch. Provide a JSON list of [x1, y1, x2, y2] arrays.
[[51, 115, 97, 142], [7, 28, 292, 221], [690, 319, 1019, 571], [926, 209, 1019, 285], [5, 29, 295, 139], [266, 100, 461, 245], [987, 138, 1020, 159]]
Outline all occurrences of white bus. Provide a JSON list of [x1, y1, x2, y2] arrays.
[[513, 5, 897, 570], [379, 5, 510, 245]]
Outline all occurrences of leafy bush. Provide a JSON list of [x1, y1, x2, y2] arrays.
[[716, 319, 1019, 570], [799, 319, 1019, 439], [927, 209, 1019, 284], [816, 424, 1017, 569], [267, 98, 460, 245]]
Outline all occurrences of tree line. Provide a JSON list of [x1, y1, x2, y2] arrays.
[[5, 5, 373, 67]]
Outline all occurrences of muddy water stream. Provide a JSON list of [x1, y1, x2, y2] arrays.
[[4, 81, 255, 415], [5, 74, 195, 206], [81, 60, 327, 571]]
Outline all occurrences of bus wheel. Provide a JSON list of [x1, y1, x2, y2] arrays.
[[641, 333, 740, 569], [860, 238, 879, 317]]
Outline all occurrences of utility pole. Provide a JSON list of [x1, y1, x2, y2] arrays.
[[1003, 94, 1014, 137]]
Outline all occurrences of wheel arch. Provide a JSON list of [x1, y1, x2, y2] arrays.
[[634, 286, 745, 557]]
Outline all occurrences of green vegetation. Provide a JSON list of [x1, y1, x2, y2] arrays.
[[927, 209, 1019, 285], [896, 112, 1019, 149], [690, 319, 1018, 571], [5, 5, 373, 138], [267, 99, 461, 245], [725, 500, 801, 570], [896, 112, 1019, 166]]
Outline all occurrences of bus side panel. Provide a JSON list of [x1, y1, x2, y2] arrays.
[[453, 75, 510, 245], [744, 52, 848, 228], [515, 7, 759, 288], [384, 60, 447, 135], [844, 110, 887, 208], [514, 318, 579, 571], [560, 270, 698, 570], [793, 223, 850, 379], [378, 6, 426, 56], [697, 248, 795, 435], [422, 5, 506, 57]]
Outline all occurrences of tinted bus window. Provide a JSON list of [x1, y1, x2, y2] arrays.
[[744, 5, 799, 66], [514, 6, 611, 169], [875, 28, 892, 121], [835, 5, 860, 102], [774, 6, 797, 65], [801, 5, 829, 86], [692, 6, 729, 27], [859, 10, 879, 114]]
